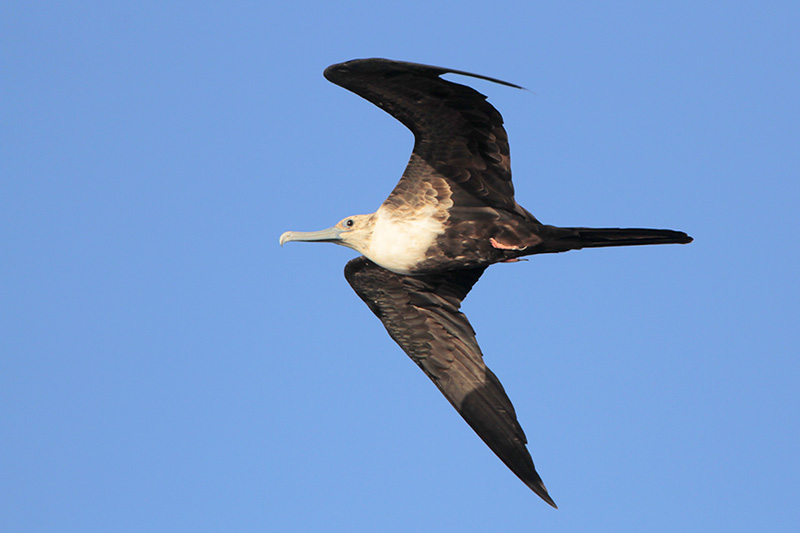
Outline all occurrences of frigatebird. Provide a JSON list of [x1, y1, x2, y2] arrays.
[[280, 58, 692, 508]]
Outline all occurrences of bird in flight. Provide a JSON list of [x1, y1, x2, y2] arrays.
[[280, 58, 692, 508]]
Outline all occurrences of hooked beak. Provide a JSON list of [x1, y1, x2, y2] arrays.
[[280, 225, 344, 246]]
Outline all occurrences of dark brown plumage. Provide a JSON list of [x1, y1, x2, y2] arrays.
[[324, 59, 522, 214], [281, 58, 692, 507], [344, 257, 556, 507]]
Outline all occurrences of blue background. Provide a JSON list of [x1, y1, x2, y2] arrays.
[[3, 2, 799, 531]]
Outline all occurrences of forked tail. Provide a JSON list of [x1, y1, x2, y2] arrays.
[[539, 226, 693, 254]]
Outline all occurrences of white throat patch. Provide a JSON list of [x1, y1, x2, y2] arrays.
[[364, 205, 446, 275]]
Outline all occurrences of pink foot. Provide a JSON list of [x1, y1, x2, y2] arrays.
[[490, 237, 526, 251]]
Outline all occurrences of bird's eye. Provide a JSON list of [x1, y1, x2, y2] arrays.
[[344, 219, 355, 228]]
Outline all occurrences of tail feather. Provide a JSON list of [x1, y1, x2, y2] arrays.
[[540, 227, 692, 254]]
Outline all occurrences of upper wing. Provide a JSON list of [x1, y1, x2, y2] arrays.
[[324, 58, 526, 214], [344, 256, 556, 507]]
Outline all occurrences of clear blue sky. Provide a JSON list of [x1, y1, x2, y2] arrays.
[[3, 1, 799, 531]]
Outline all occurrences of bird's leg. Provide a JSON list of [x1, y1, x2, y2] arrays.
[[490, 237, 527, 251], [490, 238, 529, 263]]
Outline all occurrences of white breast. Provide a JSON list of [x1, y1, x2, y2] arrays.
[[364, 205, 445, 275]]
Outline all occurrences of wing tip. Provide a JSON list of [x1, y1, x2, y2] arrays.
[[520, 469, 558, 508], [324, 58, 524, 90], [530, 482, 558, 509]]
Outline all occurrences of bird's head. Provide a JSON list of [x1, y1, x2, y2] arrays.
[[280, 214, 375, 255]]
